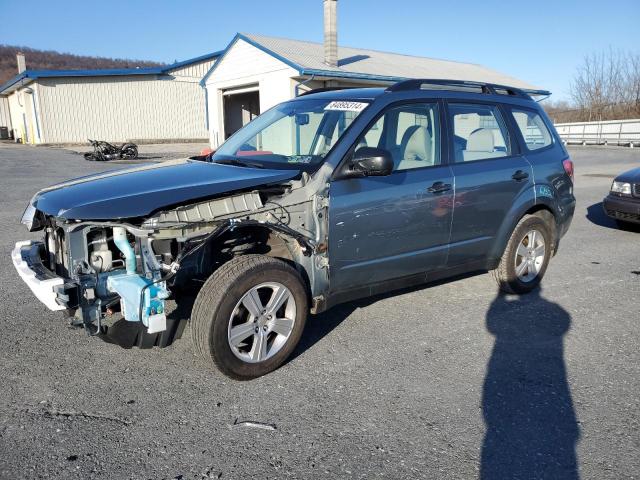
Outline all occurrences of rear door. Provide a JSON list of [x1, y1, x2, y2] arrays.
[[446, 101, 534, 266], [328, 101, 454, 291]]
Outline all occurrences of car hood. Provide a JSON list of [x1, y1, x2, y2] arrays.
[[32, 159, 299, 220], [615, 167, 640, 183]]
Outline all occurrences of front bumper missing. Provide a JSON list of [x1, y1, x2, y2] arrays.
[[11, 240, 71, 311]]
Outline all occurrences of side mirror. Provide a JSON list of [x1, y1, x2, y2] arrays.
[[348, 147, 393, 177], [295, 113, 310, 126]]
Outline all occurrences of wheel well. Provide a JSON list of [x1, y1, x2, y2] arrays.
[[171, 224, 315, 303], [523, 205, 558, 254], [489, 204, 559, 269], [525, 204, 555, 221], [206, 225, 312, 298], [210, 225, 296, 262]]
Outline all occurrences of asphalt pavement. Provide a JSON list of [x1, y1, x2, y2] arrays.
[[0, 143, 638, 479]]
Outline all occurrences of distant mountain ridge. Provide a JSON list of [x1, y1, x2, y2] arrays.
[[0, 45, 165, 86]]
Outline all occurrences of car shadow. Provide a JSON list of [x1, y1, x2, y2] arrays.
[[480, 288, 580, 479], [586, 202, 640, 232], [288, 270, 485, 363], [586, 202, 617, 229], [99, 271, 489, 358]]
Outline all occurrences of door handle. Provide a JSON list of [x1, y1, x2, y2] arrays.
[[427, 181, 452, 194], [512, 170, 529, 182]]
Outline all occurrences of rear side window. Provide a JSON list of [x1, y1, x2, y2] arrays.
[[510, 108, 553, 150], [448, 103, 511, 162]]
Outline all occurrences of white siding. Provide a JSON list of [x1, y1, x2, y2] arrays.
[[6, 84, 43, 144], [7, 91, 25, 140], [0, 96, 11, 130], [36, 75, 208, 143], [168, 58, 217, 81], [205, 39, 298, 147]]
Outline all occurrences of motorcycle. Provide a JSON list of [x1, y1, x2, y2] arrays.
[[84, 139, 139, 161]]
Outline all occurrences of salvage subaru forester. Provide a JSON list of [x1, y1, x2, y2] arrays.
[[12, 79, 575, 379]]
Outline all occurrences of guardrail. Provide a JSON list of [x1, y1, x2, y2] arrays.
[[554, 119, 640, 147]]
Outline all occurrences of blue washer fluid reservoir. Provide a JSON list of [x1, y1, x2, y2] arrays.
[[106, 273, 169, 334]]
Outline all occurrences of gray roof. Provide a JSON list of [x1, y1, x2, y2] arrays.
[[241, 33, 540, 91]]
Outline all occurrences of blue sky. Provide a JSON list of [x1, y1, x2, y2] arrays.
[[1, 0, 638, 101]]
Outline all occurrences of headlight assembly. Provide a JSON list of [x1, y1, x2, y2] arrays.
[[21, 203, 44, 231], [611, 181, 632, 195]]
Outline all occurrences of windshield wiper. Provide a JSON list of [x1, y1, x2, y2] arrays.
[[213, 158, 264, 169]]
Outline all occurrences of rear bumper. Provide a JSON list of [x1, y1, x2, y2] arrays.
[[11, 241, 76, 311], [603, 194, 640, 224], [557, 196, 576, 239]]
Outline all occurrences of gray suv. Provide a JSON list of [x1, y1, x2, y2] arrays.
[[12, 79, 575, 379]]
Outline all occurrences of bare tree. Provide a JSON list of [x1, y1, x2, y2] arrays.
[[567, 49, 640, 122]]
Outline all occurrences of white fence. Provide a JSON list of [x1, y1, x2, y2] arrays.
[[554, 119, 640, 147]]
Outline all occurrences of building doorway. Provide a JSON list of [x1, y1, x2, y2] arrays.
[[223, 88, 260, 139]]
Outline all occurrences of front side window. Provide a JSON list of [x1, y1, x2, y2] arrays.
[[353, 103, 441, 171], [510, 108, 553, 150], [448, 103, 511, 162], [213, 99, 370, 169]]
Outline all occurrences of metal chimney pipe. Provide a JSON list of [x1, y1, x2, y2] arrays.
[[17, 52, 26, 73], [323, 0, 338, 67]]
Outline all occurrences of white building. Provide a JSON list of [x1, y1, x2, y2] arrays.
[[0, 96, 11, 139], [0, 1, 541, 148], [0, 51, 221, 144], [202, 32, 540, 148]]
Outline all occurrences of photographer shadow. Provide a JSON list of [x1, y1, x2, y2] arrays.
[[481, 288, 580, 479]]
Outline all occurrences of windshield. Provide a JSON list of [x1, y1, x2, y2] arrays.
[[212, 98, 370, 168]]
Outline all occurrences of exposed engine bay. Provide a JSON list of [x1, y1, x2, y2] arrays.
[[25, 171, 330, 336]]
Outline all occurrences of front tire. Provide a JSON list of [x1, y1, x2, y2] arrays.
[[492, 215, 553, 294], [191, 255, 308, 380]]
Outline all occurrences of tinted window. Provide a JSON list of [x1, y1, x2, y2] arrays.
[[510, 108, 553, 150], [448, 103, 511, 162], [213, 98, 369, 168], [355, 103, 441, 171]]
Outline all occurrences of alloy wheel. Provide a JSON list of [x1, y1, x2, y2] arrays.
[[227, 282, 296, 363], [514, 229, 546, 283]]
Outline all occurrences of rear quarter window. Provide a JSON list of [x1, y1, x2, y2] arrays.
[[509, 108, 553, 151]]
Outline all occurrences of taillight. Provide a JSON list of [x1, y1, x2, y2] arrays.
[[563, 159, 574, 181]]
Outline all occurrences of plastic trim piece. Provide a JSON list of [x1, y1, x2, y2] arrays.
[[11, 241, 65, 311]]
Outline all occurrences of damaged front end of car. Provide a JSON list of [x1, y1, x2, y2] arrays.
[[13, 169, 330, 338]]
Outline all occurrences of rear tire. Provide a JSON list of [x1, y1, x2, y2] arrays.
[[120, 144, 138, 159], [492, 215, 553, 294], [191, 254, 308, 380]]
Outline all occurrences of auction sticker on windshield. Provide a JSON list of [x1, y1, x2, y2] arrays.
[[324, 101, 369, 112]]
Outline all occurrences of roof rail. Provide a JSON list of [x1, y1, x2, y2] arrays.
[[385, 79, 551, 98], [297, 86, 357, 97]]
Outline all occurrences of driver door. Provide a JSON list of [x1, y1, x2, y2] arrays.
[[328, 102, 454, 292]]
